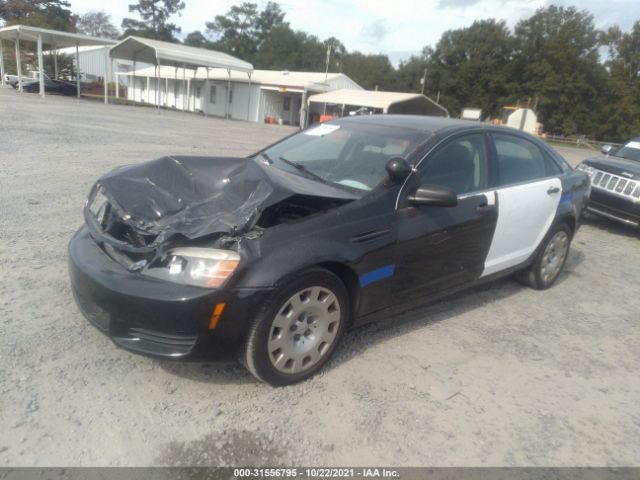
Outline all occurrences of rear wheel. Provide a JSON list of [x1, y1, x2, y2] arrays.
[[524, 223, 572, 290], [242, 268, 348, 386]]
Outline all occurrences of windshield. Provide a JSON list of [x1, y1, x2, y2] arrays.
[[258, 122, 424, 193], [614, 140, 640, 162]]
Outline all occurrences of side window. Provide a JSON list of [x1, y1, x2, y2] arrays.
[[493, 134, 551, 186], [419, 133, 487, 195]]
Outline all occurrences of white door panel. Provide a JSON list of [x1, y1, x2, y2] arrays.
[[482, 177, 562, 276]]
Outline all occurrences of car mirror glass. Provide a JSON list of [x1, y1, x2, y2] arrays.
[[408, 184, 458, 207]]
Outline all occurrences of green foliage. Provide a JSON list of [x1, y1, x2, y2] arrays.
[[76, 10, 119, 39], [43, 51, 74, 78], [254, 25, 324, 70], [510, 6, 606, 136], [205, 2, 287, 62], [121, 0, 185, 42], [0, 0, 77, 31], [183, 30, 209, 48], [391, 7, 639, 140], [341, 52, 395, 90], [419, 20, 514, 118]]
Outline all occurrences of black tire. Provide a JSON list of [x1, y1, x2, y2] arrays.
[[241, 268, 349, 386], [523, 222, 572, 290]]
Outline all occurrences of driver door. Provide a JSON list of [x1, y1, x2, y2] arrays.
[[393, 132, 498, 302]]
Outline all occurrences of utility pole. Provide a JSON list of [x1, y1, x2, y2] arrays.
[[324, 44, 332, 83], [420, 68, 427, 95]]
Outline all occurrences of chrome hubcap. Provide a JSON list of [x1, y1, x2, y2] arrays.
[[268, 286, 341, 374], [540, 231, 569, 284]]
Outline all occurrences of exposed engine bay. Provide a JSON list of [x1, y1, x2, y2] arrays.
[[84, 156, 356, 270], [254, 195, 351, 229]]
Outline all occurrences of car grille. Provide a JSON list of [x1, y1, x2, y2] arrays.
[[128, 328, 198, 348], [590, 168, 640, 201], [116, 328, 199, 356]]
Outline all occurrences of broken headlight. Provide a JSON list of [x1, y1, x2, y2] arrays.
[[88, 186, 109, 224], [145, 247, 240, 288]]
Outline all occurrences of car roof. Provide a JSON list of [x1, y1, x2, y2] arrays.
[[333, 114, 486, 135]]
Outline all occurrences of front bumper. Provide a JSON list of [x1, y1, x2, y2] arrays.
[[68, 226, 271, 360], [586, 189, 640, 227]]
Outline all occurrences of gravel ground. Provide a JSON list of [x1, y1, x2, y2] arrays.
[[1, 87, 639, 467]]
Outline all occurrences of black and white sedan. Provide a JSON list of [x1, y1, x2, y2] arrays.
[[69, 116, 590, 385]]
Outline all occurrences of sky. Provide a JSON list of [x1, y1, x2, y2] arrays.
[[69, 0, 640, 63]]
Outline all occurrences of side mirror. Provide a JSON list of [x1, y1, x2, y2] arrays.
[[601, 144, 613, 155], [408, 184, 458, 207], [385, 157, 412, 183]]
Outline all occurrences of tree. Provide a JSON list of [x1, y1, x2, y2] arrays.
[[206, 2, 259, 59], [255, 2, 286, 48], [205, 2, 287, 61], [0, 0, 76, 31], [43, 52, 74, 78], [393, 50, 431, 94], [512, 6, 607, 135], [323, 37, 346, 72], [76, 11, 119, 39], [416, 20, 514, 118], [602, 22, 640, 84], [341, 52, 396, 90], [598, 22, 640, 141], [184, 30, 209, 48], [121, 0, 185, 42]]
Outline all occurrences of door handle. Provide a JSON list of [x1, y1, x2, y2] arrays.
[[547, 186, 561, 195]]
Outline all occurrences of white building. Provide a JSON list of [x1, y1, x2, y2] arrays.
[[50, 45, 150, 84], [120, 66, 362, 126]]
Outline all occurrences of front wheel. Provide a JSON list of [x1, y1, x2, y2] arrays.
[[242, 268, 348, 386], [524, 223, 572, 290]]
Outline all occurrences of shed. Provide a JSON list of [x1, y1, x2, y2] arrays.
[[109, 36, 253, 115], [0, 24, 116, 97], [109, 36, 253, 73], [307, 89, 449, 118]]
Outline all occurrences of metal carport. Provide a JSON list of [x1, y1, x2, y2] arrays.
[[307, 89, 449, 118], [109, 36, 253, 116], [0, 25, 116, 98]]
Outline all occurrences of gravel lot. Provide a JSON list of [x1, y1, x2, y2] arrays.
[[1, 87, 639, 467]]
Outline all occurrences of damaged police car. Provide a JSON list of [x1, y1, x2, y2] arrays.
[[69, 116, 589, 385]]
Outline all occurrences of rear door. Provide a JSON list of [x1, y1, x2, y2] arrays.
[[481, 132, 562, 277]]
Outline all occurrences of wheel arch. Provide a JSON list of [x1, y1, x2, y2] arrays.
[[554, 213, 577, 239], [315, 261, 360, 326]]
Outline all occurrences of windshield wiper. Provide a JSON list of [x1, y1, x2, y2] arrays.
[[278, 156, 328, 184]]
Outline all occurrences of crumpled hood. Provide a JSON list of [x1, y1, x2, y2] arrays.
[[583, 155, 640, 180], [86, 155, 357, 249]]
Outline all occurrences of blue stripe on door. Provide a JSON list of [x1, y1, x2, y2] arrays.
[[359, 264, 396, 287]]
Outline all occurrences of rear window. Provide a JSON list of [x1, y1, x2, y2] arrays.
[[493, 134, 555, 186]]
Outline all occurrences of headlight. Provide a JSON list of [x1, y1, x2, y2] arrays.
[[144, 247, 240, 288], [576, 163, 595, 176], [88, 185, 109, 224]]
